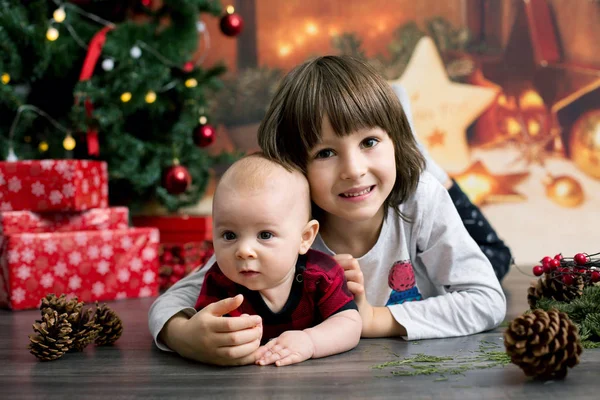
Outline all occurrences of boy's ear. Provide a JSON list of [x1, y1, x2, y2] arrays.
[[299, 219, 319, 255]]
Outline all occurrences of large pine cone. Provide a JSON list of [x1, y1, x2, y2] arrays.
[[94, 303, 123, 346], [39, 294, 100, 352], [527, 273, 584, 309], [504, 309, 582, 380], [28, 311, 73, 361]]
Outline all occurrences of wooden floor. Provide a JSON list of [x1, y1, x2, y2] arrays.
[[1, 267, 599, 400]]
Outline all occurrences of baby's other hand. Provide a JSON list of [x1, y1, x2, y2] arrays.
[[333, 254, 365, 299], [255, 331, 315, 367]]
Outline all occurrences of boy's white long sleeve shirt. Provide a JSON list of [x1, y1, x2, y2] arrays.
[[148, 172, 506, 349]]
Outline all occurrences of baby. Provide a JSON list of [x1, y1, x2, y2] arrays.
[[195, 153, 362, 366]]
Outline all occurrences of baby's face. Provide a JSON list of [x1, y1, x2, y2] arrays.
[[212, 184, 308, 292]]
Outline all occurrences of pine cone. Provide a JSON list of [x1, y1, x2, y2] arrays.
[[28, 310, 73, 361], [70, 308, 101, 352], [504, 309, 582, 380], [527, 274, 584, 309], [40, 293, 84, 318], [94, 303, 123, 346]]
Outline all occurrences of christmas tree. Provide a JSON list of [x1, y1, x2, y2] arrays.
[[0, 0, 240, 212]]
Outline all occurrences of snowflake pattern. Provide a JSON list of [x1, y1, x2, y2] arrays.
[[101, 244, 113, 259], [0, 172, 5, 185], [69, 275, 82, 290], [74, 233, 88, 246], [93, 174, 100, 187], [49, 190, 63, 205], [91, 192, 98, 205], [31, 181, 45, 196], [87, 246, 100, 259], [96, 260, 110, 275], [55, 160, 69, 175], [142, 247, 156, 261], [143, 270, 156, 284], [62, 183, 76, 198], [101, 230, 113, 241], [8, 249, 19, 263], [20, 234, 34, 245], [21, 249, 35, 263], [116, 292, 127, 300], [130, 258, 142, 272], [54, 262, 67, 277], [139, 287, 153, 297], [0, 202, 12, 211], [43, 240, 58, 254], [117, 269, 131, 282], [11, 287, 26, 303], [40, 273, 54, 288], [16, 265, 31, 280], [120, 236, 133, 249], [68, 251, 82, 265], [82, 179, 89, 194], [92, 282, 105, 297], [8, 177, 22, 193], [40, 160, 54, 170], [150, 230, 160, 243]]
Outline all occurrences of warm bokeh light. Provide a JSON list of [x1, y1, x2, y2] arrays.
[[120, 92, 132, 102], [278, 44, 292, 57], [505, 117, 521, 136], [185, 78, 198, 88], [328, 27, 339, 37], [455, 174, 493, 205], [39, 141, 49, 152], [63, 135, 76, 151], [226, 5, 235, 14], [145, 91, 157, 104], [294, 35, 305, 45], [519, 89, 544, 109], [528, 119, 541, 136], [1, 73, 9, 84], [46, 27, 59, 41], [305, 22, 318, 35], [53, 7, 66, 23], [199, 116, 208, 125]]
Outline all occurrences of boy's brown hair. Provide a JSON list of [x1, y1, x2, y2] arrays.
[[258, 55, 425, 218]]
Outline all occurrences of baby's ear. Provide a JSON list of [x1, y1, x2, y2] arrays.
[[299, 219, 319, 254]]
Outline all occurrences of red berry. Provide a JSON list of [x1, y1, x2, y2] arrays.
[[541, 256, 552, 267], [533, 265, 544, 276], [549, 259, 560, 270], [542, 264, 552, 274], [578, 268, 587, 274], [562, 274, 574, 285], [591, 271, 600, 283], [574, 253, 588, 266], [554, 254, 563, 261]]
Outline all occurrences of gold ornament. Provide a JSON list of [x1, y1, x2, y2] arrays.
[[63, 134, 76, 151], [46, 27, 59, 41], [1, 73, 9, 84], [569, 109, 600, 179], [39, 141, 49, 152], [53, 7, 66, 23], [145, 91, 157, 104], [544, 175, 584, 208], [185, 78, 198, 88], [120, 92, 132, 103]]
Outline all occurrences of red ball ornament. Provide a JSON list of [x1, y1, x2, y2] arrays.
[[220, 12, 244, 37], [141, 0, 152, 7], [183, 61, 194, 72], [541, 256, 552, 267], [194, 124, 216, 147], [163, 164, 191, 195], [591, 271, 600, 283], [562, 274, 574, 285], [532, 265, 544, 276], [549, 259, 560, 270], [554, 253, 563, 261], [574, 253, 588, 265]]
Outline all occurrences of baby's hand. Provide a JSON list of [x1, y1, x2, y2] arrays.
[[255, 331, 315, 367], [333, 254, 365, 299]]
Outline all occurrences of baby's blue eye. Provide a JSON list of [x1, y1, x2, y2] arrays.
[[258, 232, 273, 240], [315, 149, 334, 159], [222, 231, 236, 241]]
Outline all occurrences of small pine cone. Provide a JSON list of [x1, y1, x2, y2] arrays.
[[527, 274, 584, 309], [40, 293, 84, 320], [70, 308, 101, 352], [28, 310, 73, 361], [504, 309, 582, 380], [94, 303, 123, 346]]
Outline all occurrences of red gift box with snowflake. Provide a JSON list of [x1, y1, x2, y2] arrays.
[[0, 227, 160, 310], [0, 160, 108, 212], [0, 207, 129, 235]]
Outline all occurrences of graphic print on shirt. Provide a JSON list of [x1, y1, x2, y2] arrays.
[[385, 260, 422, 305]]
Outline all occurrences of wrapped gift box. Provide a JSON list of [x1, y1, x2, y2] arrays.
[[131, 214, 212, 243], [0, 227, 159, 310], [0, 207, 129, 235], [0, 160, 108, 212]]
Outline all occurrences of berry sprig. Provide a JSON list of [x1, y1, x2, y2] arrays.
[[532, 252, 600, 285]]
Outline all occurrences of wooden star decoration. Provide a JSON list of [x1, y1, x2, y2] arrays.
[[392, 36, 499, 174], [426, 129, 446, 148], [451, 160, 530, 206]]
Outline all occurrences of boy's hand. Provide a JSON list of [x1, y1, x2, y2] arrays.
[[162, 294, 263, 366], [254, 331, 315, 367]]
